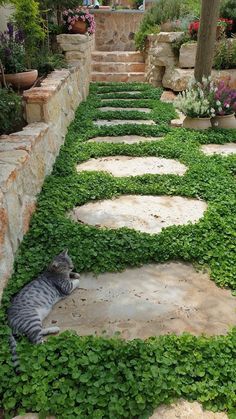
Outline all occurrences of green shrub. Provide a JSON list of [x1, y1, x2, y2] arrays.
[[12, 0, 45, 67], [32, 50, 67, 76], [220, 0, 236, 20], [171, 34, 193, 56], [213, 38, 236, 69], [135, 0, 200, 51], [0, 88, 24, 135]]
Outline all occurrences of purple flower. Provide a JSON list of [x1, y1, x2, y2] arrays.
[[7, 22, 14, 37]]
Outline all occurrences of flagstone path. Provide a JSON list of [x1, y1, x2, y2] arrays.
[[9, 84, 235, 419], [70, 195, 207, 234], [201, 143, 236, 156], [76, 156, 187, 177]]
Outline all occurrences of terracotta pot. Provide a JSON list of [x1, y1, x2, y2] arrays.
[[211, 113, 236, 129], [70, 19, 87, 34], [0, 69, 38, 90], [183, 116, 212, 130]]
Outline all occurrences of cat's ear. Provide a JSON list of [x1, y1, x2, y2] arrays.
[[61, 249, 68, 256]]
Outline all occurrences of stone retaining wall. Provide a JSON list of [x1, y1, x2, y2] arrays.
[[0, 34, 93, 299], [92, 10, 143, 51], [146, 32, 236, 91]]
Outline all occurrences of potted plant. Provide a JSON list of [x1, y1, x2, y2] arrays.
[[62, 7, 96, 35], [0, 23, 38, 89], [211, 80, 236, 128], [175, 77, 216, 130]]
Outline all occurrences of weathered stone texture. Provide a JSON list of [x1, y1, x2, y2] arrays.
[[145, 33, 236, 91], [0, 34, 93, 300], [179, 42, 197, 68], [92, 10, 143, 51]]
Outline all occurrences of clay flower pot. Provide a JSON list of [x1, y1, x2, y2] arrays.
[[70, 19, 87, 34], [0, 69, 38, 90], [183, 116, 212, 130], [211, 113, 236, 129]]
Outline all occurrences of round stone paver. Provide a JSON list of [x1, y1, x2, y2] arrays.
[[94, 119, 155, 127], [201, 143, 236, 156], [88, 135, 162, 144], [99, 107, 151, 113], [70, 195, 207, 234], [45, 262, 236, 338], [150, 400, 228, 419], [77, 156, 187, 177]]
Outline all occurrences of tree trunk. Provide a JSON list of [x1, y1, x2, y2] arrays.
[[194, 0, 221, 82]]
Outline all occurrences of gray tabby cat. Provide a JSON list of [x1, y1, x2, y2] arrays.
[[8, 250, 80, 369]]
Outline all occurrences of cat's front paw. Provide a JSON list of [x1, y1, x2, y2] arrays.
[[70, 272, 80, 280], [72, 279, 80, 290]]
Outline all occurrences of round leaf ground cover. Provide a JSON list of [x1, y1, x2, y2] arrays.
[[0, 82, 236, 418]]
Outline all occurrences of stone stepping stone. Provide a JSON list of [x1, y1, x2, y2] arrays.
[[201, 143, 236, 156], [88, 135, 161, 144], [77, 156, 187, 177], [101, 98, 146, 102], [94, 119, 155, 127], [45, 262, 236, 339], [70, 195, 207, 234], [99, 107, 151, 113], [97, 90, 142, 96], [150, 400, 228, 419]]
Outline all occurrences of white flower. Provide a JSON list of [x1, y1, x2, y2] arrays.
[[216, 100, 221, 106]]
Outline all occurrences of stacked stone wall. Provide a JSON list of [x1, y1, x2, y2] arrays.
[[146, 32, 236, 91], [0, 34, 93, 298], [92, 10, 143, 51]]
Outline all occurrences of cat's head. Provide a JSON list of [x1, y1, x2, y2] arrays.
[[49, 250, 74, 274]]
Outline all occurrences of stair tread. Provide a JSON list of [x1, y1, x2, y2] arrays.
[[92, 72, 145, 75]]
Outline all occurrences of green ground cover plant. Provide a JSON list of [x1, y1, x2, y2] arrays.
[[0, 82, 236, 418]]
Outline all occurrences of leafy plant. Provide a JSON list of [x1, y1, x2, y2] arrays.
[[213, 80, 236, 115], [171, 33, 192, 56], [213, 38, 236, 69], [0, 88, 24, 134], [11, 0, 45, 67], [32, 49, 67, 76], [220, 0, 236, 21], [135, 0, 200, 51], [175, 77, 216, 118], [0, 23, 27, 73], [62, 7, 96, 34]]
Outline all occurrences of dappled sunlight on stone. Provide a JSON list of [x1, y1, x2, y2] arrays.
[[201, 143, 236, 156], [69, 195, 207, 234], [45, 263, 236, 339], [77, 156, 187, 177]]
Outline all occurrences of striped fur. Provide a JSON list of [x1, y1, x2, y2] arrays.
[[8, 250, 80, 370]]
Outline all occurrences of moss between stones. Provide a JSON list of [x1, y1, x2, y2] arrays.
[[1, 83, 236, 418]]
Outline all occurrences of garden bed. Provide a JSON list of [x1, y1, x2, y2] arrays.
[[1, 82, 236, 418]]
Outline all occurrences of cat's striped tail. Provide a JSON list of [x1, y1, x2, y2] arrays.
[[9, 333, 20, 374]]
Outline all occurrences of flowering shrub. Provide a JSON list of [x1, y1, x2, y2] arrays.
[[0, 23, 27, 74], [189, 18, 233, 40], [175, 77, 216, 118], [213, 80, 236, 115], [63, 7, 96, 35]]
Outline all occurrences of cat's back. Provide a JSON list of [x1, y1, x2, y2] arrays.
[[9, 273, 59, 309]]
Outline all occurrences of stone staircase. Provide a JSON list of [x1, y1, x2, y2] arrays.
[[91, 51, 146, 83]]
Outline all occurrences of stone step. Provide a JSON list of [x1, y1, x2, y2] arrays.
[[92, 51, 145, 63], [91, 72, 146, 83], [92, 61, 146, 73]]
